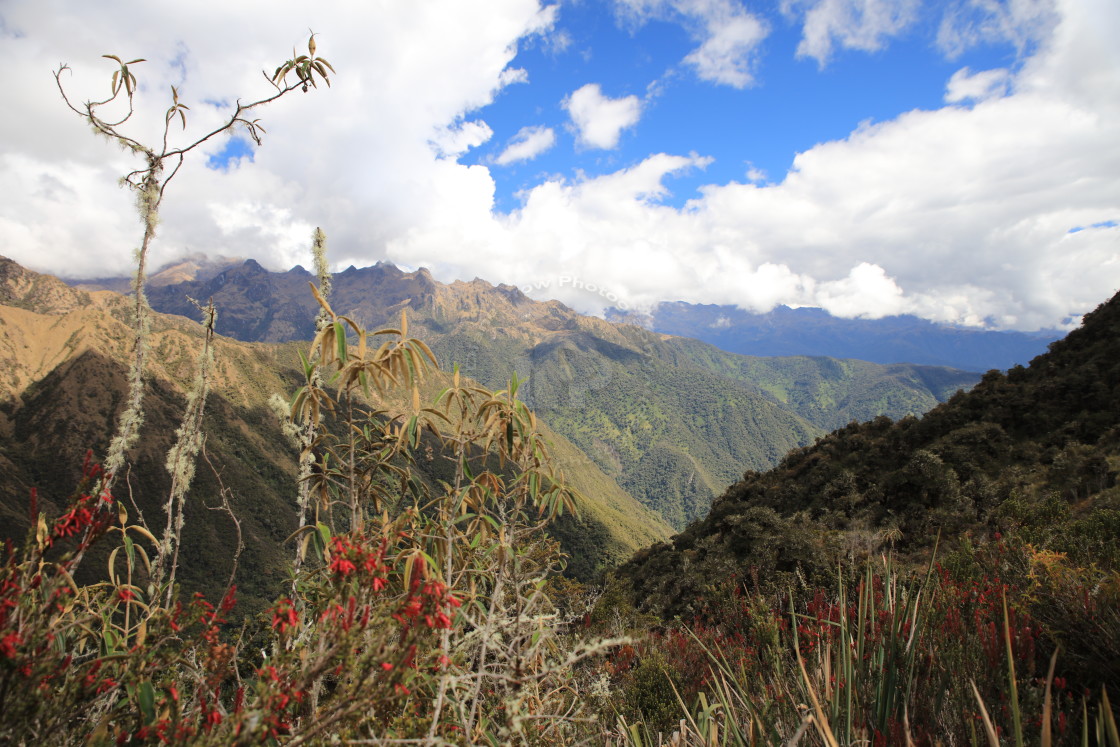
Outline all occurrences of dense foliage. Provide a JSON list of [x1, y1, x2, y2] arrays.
[[0, 299, 625, 744]]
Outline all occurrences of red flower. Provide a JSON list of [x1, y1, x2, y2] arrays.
[[400, 598, 423, 619], [330, 555, 356, 576], [53, 504, 93, 539], [1, 632, 21, 659], [271, 598, 299, 634], [220, 586, 237, 614]]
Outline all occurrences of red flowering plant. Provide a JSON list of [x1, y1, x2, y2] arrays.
[[0, 454, 120, 739], [606, 539, 1118, 747], [2, 235, 620, 745], [220, 513, 466, 744], [0, 453, 255, 745]]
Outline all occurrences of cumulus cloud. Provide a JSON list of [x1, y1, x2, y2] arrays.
[[495, 125, 556, 165], [391, 0, 1119, 330], [615, 0, 768, 87], [782, 0, 921, 66], [679, 2, 768, 86], [816, 263, 906, 318], [430, 120, 493, 158], [563, 84, 642, 149]]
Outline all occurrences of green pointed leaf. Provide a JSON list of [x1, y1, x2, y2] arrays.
[[334, 320, 347, 363], [138, 680, 156, 725]]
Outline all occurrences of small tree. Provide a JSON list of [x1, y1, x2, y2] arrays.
[[54, 34, 334, 496], [53, 35, 334, 592]]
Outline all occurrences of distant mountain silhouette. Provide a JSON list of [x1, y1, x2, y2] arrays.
[[608, 301, 1061, 372]]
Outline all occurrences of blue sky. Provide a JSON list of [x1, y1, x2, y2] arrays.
[[469, 1, 1022, 212], [1, 0, 1117, 330]]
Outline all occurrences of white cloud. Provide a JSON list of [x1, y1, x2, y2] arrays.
[[679, 1, 768, 87], [945, 67, 1011, 102], [783, 0, 920, 66], [388, 0, 1119, 331], [547, 29, 573, 55], [563, 84, 642, 150], [495, 125, 556, 165], [816, 263, 906, 318], [1, 0, 1117, 332], [615, 0, 769, 87], [430, 120, 493, 158], [0, 0, 555, 277], [499, 67, 529, 86]]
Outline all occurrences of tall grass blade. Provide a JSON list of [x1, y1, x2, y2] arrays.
[[1103, 688, 1120, 747], [1042, 647, 1059, 747], [970, 680, 1001, 747], [797, 647, 840, 747], [1002, 590, 1024, 746]]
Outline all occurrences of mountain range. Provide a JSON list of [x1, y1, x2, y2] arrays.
[[6, 252, 1091, 618], [0, 257, 670, 603], [73, 257, 981, 528], [609, 301, 1061, 372]]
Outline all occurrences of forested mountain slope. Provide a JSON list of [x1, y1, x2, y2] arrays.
[[616, 290, 1120, 618]]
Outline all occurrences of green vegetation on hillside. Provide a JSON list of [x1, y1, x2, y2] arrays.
[[663, 335, 980, 430], [131, 259, 982, 530], [617, 293, 1120, 616], [0, 271, 670, 590]]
